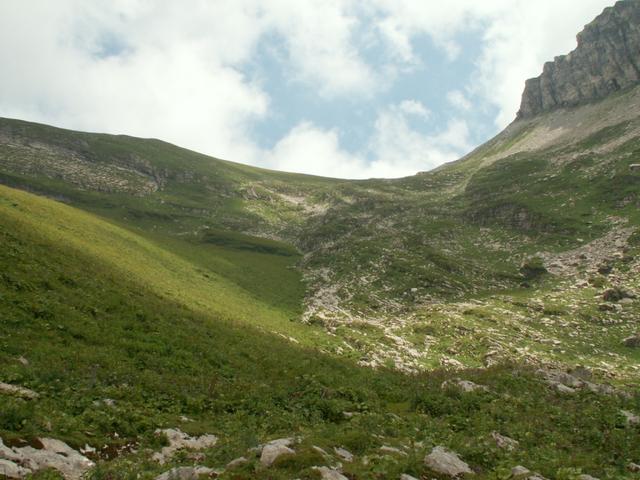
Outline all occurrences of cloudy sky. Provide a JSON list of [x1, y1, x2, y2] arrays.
[[0, 1, 614, 179]]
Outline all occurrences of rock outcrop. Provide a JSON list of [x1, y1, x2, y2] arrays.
[[0, 437, 95, 480], [0, 382, 38, 400], [517, 0, 640, 119]]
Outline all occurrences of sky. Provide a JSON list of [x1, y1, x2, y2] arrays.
[[0, 1, 615, 179]]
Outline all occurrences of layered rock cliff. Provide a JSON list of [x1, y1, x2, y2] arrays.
[[517, 0, 640, 119]]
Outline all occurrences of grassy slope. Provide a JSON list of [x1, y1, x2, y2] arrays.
[[1, 184, 640, 480]]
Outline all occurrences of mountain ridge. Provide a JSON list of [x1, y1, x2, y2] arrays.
[[518, 0, 640, 118]]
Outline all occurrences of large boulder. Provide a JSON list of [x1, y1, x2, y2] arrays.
[[425, 446, 473, 477], [0, 437, 94, 480]]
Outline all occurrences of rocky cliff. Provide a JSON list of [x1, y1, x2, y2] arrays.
[[517, 0, 640, 119]]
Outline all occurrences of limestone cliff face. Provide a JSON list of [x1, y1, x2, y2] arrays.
[[517, 0, 640, 119]]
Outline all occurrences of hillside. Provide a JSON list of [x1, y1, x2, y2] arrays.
[[1, 1, 640, 479], [1, 184, 639, 480]]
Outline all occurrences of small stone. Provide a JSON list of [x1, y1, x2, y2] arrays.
[[440, 357, 464, 369], [554, 383, 576, 394], [154, 466, 215, 480], [226, 456, 247, 469], [152, 429, 218, 465], [623, 335, 640, 348], [312, 446, 330, 456], [260, 440, 295, 467], [621, 410, 640, 425], [400, 475, 420, 480], [628, 462, 640, 473], [511, 465, 531, 476], [442, 379, 489, 393], [380, 445, 407, 456], [313, 466, 349, 480], [491, 432, 519, 451], [80, 444, 96, 455], [425, 446, 473, 477], [333, 447, 353, 462]]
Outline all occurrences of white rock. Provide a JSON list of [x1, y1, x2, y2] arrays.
[[0, 459, 32, 479], [334, 447, 353, 462], [511, 465, 531, 476], [380, 445, 407, 456], [400, 475, 420, 480], [2, 437, 95, 480], [260, 443, 294, 467], [154, 466, 215, 480], [264, 437, 294, 447], [0, 438, 25, 464], [621, 410, 640, 425], [152, 429, 218, 464], [554, 383, 576, 394], [79, 444, 96, 455], [440, 357, 464, 369], [226, 456, 247, 468], [0, 382, 38, 400], [313, 466, 349, 480], [312, 446, 330, 457], [491, 432, 519, 451], [442, 379, 489, 393], [425, 446, 473, 477]]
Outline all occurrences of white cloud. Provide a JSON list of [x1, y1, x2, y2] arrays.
[[259, 0, 379, 98], [447, 90, 472, 111], [266, 102, 470, 179], [397, 100, 430, 118], [0, 0, 269, 163], [368, 0, 613, 127]]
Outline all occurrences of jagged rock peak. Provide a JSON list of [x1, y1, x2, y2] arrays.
[[517, 0, 640, 119]]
